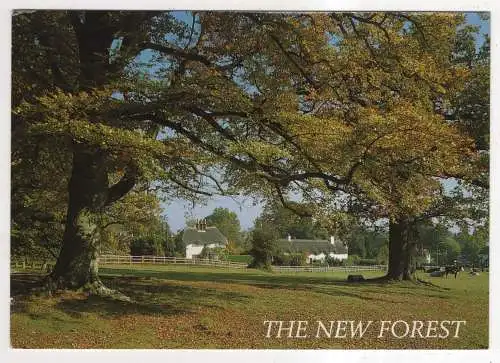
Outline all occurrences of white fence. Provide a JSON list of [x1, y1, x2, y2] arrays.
[[98, 255, 386, 273], [271, 265, 387, 273], [97, 255, 248, 269], [11, 256, 387, 274]]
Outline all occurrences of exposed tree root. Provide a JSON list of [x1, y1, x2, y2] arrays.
[[42, 275, 131, 302], [82, 280, 131, 302], [415, 277, 439, 287]]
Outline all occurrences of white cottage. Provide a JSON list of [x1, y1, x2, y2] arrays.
[[183, 219, 228, 259], [276, 235, 348, 264]]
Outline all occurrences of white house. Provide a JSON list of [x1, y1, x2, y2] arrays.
[[183, 219, 228, 259], [276, 235, 348, 264]]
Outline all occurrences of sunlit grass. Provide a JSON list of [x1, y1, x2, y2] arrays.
[[10, 264, 488, 349]]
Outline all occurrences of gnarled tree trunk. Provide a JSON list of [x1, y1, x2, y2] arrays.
[[385, 216, 418, 281], [49, 147, 136, 293], [50, 148, 106, 289]]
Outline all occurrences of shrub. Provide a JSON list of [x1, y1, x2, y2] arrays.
[[272, 252, 290, 266], [248, 227, 277, 270], [325, 255, 345, 266], [376, 245, 389, 265], [199, 246, 225, 260], [359, 258, 378, 266], [273, 252, 306, 266], [345, 255, 361, 266], [289, 253, 307, 266], [130, 237, 162, 256]]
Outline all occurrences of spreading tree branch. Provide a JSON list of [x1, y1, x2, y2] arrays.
[[106, 163, 139, 205]]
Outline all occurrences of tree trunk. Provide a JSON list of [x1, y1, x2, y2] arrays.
[[45, 12, 140, 297], [49, 148, 107, 290], [49, 147, 137, 293], [385, 216, 417, 281], [50, 212, 100, 288]]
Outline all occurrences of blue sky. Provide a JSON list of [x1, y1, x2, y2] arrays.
[[467, 12, 490, 36], [163, 197, 263, 232], [161, 12, 490, 232]]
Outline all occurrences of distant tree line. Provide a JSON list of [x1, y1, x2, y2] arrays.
[[248, 201, 488, 268]]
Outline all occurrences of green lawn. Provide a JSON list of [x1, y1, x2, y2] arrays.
[[10, 264, 488, 349]]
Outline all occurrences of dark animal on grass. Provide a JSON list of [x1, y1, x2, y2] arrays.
[[347, 274, 365, 282], [444, 265, 463, 279]]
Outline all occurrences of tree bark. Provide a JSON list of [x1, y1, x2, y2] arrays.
[[385, 216, 418, 281], [49, 148, 107, 289], [49, 147, 137, 292]]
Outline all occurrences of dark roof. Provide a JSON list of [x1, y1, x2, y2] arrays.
[[182, 226, 228, 246], [275, 238, 348, 254]]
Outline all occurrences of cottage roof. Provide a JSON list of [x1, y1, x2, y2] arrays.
[[182, 226, 228, 246], [275, 238, 348, 254]]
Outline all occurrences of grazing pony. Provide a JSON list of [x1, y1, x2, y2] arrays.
[[444, 265, 463, 279]]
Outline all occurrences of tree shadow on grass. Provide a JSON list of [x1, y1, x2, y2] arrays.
[[104, 276, 251, 309], [100, 267, 453, 303], [11, 272, 47, 296], [244, 281, 414, 304], [100, 267, 361, 288], [11, 269, 449, 317], [55, 279, 251, 319], [11, 272, 251, 319], [99, 268, 412, 303], [55, 294, 187, 318]]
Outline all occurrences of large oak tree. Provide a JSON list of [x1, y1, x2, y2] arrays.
[[13, 11, 482, 290]]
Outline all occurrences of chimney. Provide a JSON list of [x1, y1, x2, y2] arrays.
[[330, 236, 335, 245], [288, 234, 291, 241]]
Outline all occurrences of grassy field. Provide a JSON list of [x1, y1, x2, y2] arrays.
[[10, 264, 488, 349]]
